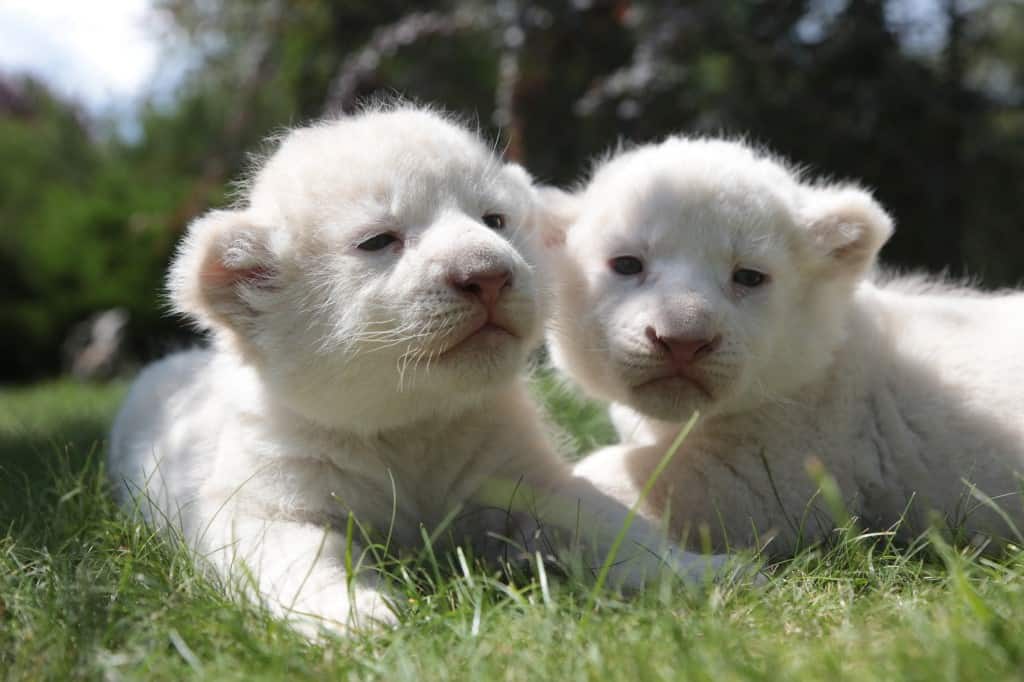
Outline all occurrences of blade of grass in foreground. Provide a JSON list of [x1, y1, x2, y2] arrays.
[[586, 410, 700, 614]]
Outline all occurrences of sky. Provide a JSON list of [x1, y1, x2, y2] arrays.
[[0, 0, 174, 123]]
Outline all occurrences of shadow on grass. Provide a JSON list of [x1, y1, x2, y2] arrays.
[[0, 381, 125, 548]]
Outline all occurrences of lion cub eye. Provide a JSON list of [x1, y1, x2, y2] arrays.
[[610, 256, 644, 276], [732, 268, 768, 287], [482, 213, 506, 230], [357, 233, 400, 251]]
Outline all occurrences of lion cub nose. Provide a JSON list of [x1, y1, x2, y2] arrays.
[[645, 327, 721, 367], [449, 267, 512, 310]]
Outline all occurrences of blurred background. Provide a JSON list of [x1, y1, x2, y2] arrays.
[[1, 0, 1022, 383]]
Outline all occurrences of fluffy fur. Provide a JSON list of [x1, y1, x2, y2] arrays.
[[108, 107, 728, 638], [542, 136, 1024, 557]]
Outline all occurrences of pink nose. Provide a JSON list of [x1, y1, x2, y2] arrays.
[[645, 327, 721, 367], [449, 268, 512, 310]]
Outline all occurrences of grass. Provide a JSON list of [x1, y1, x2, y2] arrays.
[[2, 379, 1024, 680]]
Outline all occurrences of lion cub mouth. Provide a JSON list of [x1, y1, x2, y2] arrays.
[[634, 369, 713, 400], [438, 317, 518, 358]]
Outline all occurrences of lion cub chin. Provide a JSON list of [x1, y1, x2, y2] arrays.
[[108, 106, 732, 639], [542, 137, 1024, 557]]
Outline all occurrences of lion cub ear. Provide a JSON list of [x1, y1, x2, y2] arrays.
[[801, 186, 894, 278], [168, 209, 280, 332], [533, 186, 582, 249]]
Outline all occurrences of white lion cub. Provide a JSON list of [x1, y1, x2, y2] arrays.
[[108, 107, 729, 638], [543, 137, 1024, 557]]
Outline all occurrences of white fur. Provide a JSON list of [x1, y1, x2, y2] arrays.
[[108, 107, 730, 639], [544, 136, 1024, 556]]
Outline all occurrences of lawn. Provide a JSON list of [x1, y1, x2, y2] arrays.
[[1, 378, 1023, 680]]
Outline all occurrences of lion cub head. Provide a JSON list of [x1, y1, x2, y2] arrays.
[[542, 137, 893, 421], [170, 106, 545, 432]]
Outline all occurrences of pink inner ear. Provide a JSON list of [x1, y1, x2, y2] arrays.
[[200, 258, 276, 289], [828, 228, 869, 262], [240, 265, 276, 285]]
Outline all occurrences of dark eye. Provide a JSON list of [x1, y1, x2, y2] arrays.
[[610, 256, 644, 276], [482, 213, 506, 230], [357, 233, 399, 251], [733, 268, 767, 287]]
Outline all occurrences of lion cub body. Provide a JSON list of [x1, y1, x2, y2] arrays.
[[545, 138, 1024, 555]]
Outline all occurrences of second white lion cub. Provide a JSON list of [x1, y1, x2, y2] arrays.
[[543, 137, 1024, 556], [108, 106, 729, 639]]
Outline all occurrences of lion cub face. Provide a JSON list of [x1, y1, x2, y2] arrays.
[[171, 107, 545, 431], [543, 138, 893, 421]]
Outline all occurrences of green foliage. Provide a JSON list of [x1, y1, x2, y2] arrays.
[[3, 380, 1024, 680], [0, 85, 187, 381]]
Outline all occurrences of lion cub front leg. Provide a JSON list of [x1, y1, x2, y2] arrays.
[[205, 514, 397, 638]]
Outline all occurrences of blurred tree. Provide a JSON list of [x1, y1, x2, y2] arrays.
[[0, 78, 172, 380]]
